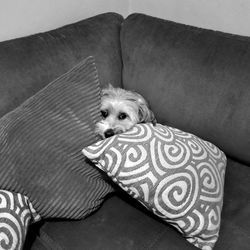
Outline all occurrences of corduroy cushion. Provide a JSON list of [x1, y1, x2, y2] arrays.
[[83, 123, 227, 250], [0, 56, 113, 219]]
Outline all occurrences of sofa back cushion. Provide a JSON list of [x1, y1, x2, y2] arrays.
[[0, 13, 123, 118], [121, 13, 250, 165]]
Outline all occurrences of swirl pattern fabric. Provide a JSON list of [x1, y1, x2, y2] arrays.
[[0, 190, 40, 250], [83, 123, 227, 250]]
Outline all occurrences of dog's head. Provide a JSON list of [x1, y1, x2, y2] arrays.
[[96, 85, 156, 139]]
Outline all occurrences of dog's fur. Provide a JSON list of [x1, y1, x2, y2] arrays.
[[96, 85, 156, 139]]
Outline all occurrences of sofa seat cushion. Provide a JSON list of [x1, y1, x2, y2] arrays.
[[121, 13, 250, 165], [31, 157, 250, 250], [31, 195, 197, 250], [0, 12, 123, 118]]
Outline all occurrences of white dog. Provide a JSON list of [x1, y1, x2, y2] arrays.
[[96, 85, 156, 139]]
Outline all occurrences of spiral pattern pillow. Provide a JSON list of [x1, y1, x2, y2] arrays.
[[82, 123, 227, 250], [0, 190, 40, 250]]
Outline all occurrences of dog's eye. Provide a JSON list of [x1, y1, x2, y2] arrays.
[[101, 110, 109, 118], [118, 112, 127, 120]]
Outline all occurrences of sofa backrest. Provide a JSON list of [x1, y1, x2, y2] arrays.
[[0, 13, 123, 118], [121, 13, 250, 165]]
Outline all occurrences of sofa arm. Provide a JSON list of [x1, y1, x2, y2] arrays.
[[0, 190, 41, 250]]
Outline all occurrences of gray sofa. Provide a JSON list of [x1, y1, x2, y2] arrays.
[[0, 12, 249, 250]]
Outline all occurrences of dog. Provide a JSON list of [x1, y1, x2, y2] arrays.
[[95, 84, 156, 139]]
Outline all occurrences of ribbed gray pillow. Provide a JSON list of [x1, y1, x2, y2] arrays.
[[0, 56, 113, 219]]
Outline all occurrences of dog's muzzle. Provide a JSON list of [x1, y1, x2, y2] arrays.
[[104, 129, 115, 138]]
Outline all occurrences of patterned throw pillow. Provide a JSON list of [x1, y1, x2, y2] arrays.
[[82, 123, 227, 250], [0, 56, 113, 219], [0, 190, 40, 250]]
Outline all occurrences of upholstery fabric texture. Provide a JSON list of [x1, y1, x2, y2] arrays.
[[0, 190, 40, 250], [0, 56, 113, 219], [82, 123, 227, 249], [31, 196, 197, 250], [121, 13, 250, 165], [0, 12, 123, 118], [30, 157, 250, 250]]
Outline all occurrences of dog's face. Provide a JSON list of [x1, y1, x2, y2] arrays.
[[96, 85, 156, 139]]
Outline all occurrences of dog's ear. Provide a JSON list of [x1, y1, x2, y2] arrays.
[[105, 83, 114, 90], [107, 83, 114, 89], [137, 98, 157, 125], [101, 83, 114, 97]]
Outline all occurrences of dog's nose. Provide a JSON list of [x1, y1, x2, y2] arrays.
[[104, 129, 115, 138]]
